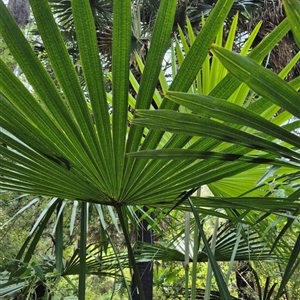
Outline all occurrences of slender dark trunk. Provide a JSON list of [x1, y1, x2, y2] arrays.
[[236, 262, 256, 300], [131, 207, 154, 300]]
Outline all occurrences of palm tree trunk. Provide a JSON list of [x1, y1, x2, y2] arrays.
[[236, 262, 256, 300], [131, 207, 154, 300]]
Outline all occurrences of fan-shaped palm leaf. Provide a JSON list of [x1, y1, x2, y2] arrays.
[[1, 0, 243, 208]]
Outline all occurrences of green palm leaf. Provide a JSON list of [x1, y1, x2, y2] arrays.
[[1, 0, 251, 207], [283, 0, 300, 47], [135, 227, 276, 263], [131, 109, 300, 163], [211, 45, 300, 118]]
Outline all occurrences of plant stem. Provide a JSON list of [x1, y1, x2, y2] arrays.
[[116, 205, 146, 300], [191, 188, 201, 300], [79, 202, 87, 300], [204, 218, 219, 300], [191, 218, 199, 300], [55, 199, 63, 274], [184, 211, 190, 299]]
